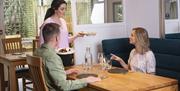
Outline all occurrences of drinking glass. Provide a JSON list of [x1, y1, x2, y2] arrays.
[[99, 58, 108, 79], [97, 52, 104, 64], [106, 59, 112, 69]]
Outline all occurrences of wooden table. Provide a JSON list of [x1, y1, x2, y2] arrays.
[[0, 52, 32, 91], [68, 65, 178, 91]]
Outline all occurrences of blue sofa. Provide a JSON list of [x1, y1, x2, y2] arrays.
[[165, 33, 180, 39], [102, 38, 180, 88]]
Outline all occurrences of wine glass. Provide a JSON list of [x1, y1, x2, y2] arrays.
[[106, 59, 112, 69], [99, 57, 109, 79], [97, 52, 104, 64]]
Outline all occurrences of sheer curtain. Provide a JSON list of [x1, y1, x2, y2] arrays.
[[169, 0, 178, 19], [165, 0, 178, 19]]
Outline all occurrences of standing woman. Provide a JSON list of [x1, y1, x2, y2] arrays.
[[39, 0, 84, 49], [111, 27, 156, 74]]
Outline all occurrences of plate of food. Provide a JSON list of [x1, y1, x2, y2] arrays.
[[12, 52, 23, 55], [56, 48, 74, 55], [18, 54, 26, 58], [80, 32, 96, 36]]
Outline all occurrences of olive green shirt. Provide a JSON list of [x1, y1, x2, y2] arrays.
[[34, 44, 87, 91]]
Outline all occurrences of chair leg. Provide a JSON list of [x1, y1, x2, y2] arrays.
[[33, 82, 36, 91], [32, 88, 36, 91], [32, 85, 36, 91], [22, 78, 26, 91]]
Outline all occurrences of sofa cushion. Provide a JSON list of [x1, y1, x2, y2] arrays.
[[102, 38, 134, 67], [155, 53, 180, 71], [150, 38, 180, 56], [156, 68, 180, 79], [165, 33, 180, 39], [102, 38, 134, 56]]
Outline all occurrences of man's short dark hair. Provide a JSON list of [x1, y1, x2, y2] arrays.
[[42, 23, 60, 42]]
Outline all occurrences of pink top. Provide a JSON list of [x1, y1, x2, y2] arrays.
[[39, 18, 69, 48]]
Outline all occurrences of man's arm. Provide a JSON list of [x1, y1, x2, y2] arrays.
[[45, 55, 87, 91]]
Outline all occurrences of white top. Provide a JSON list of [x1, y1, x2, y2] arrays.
[[128, 49, 156, 73]]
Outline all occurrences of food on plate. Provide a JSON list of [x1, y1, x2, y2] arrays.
[[59, 48, 71, 53], [79, 31, 96, 36], [79, 31, 85, 35]]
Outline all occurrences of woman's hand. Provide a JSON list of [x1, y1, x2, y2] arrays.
[[111, 54, 128, 70], [69, 32, 85, 43], [65, 68, 79, 75], [110, 54, 123, 63], [76, 31, 85, 37]]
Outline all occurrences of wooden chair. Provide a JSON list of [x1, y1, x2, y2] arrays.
[[32, 39, 40, 53], [2, 37, 23, 54], [26, 55, 48, 91], [1, 37, 32, 91]]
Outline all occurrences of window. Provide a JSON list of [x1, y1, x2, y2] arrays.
[[76, 0, 123, 25], [3, 0, 37, 50], [165, 0, 178, 19], [4, 0, 37, 37]]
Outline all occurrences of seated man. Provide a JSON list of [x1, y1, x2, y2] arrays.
[[34, 23, 101, 91]]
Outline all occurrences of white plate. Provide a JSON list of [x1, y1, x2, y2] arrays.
[[12, 52, 23, 55], [18, 54, 26, 58], [56, 48, 74, 55]]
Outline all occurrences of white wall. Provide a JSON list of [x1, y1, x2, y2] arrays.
[[71, 0, 160, 65], [125, 0, 160, 37], [73, 23, 127, 64], [165, 20, 180, 33]]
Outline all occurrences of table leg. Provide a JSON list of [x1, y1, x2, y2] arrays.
[[0, 63, 5, 91], [9, 65, 17, 91]]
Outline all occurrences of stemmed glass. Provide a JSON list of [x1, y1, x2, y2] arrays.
[[97, 53, 112, 79], [106, 59, 112, 70], [99, 57, 110, 79], [97, 53, 111, 70], [97, 52, 104, 64]]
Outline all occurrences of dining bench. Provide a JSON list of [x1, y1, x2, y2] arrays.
[[102, 38, 180, 88]]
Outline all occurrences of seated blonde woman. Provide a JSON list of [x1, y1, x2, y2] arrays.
[[111, 27, 156, 74]]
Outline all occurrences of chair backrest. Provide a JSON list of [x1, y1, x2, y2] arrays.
[[32, 39, 40, 53], [1, 37, 23, 54], [26, 55, 48, 91]]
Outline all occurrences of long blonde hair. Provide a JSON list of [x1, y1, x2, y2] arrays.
[[133, 27, 150, 54]]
